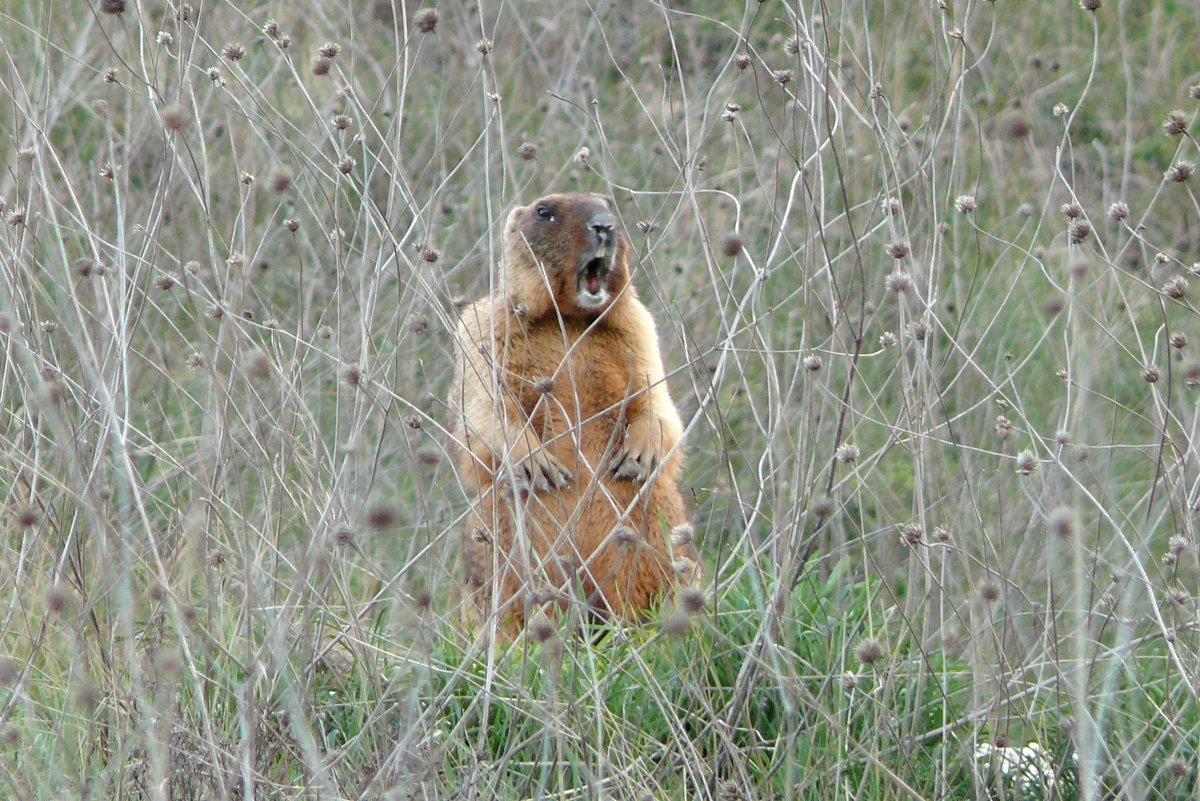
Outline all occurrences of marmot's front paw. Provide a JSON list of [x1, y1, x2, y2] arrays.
[[609, 418, 666, 483], [520, 449, 573, 492]]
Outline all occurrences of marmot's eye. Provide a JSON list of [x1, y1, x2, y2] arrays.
[[536, 205, 553, 221]]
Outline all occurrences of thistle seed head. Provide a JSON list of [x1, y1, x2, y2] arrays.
[[1163, 109, 1189, 137], [415, 8, 439, 33], [1167, 161, 1195, 182]]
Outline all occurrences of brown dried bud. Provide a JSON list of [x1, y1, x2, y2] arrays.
[[1163, 110, 1189, 137], [1167, 161, 1195, 183], [855, 638, 883, 665], [415, 8, 439, 33], [161, 105, 187, 131]]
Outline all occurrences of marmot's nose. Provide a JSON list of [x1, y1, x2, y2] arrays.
[[589, 211, 615, 235]]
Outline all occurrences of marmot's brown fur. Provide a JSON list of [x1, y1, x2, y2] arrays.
[[450, 192, 699, 634]]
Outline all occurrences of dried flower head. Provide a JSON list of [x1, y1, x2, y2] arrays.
[[1015, 450, 1037, 475], [338, 156, 355, 175], [45, 583, 71, 613], [1001, 113, 1031, 140], [855, 638, 883, 665], [312, 58, 332, 76], [669, 523, 694, 547], [1142, 365, 1160, 383], [1068, 219, 1091, 244], [517, 142, 538, 161], [879, 331, 898, 348], [1171, 333, 1187, 349], [1060, 202, 1083, 219], [734, 53, 751, 70], [528, 611, 556, 643], [886, 241, 910, 259], [15, 504, 39, 529], [573, 146, 590, 163], [810, 495, 834, 518], [262, 19, 279, 39], [835, 442, 860, 463], [318, 42, 341, 59], [476, 38, 493, 55], [284, 218, 300, 232], [242, 350, 271, 380], [100, 0, 126, 14], [720, 235, 743, 257], [954, 194, 977, 214], [802, 353, 823, 372], [1167, 161, 1195, 182], [222, 43, 246, 61], [1163, 109, 1189, 137], [422, 247, 441, 264], [1107, 200, 1129, 221], [156, 30, 173, 46], [613, 526, 639, 547], [365, 501, 397, 530], [885, 270, 913, 294], [784, 34, 802, 56], [772, 69, 794, 86], [881, 197, 901, 216], [680, 587, 707, 614], [1079, 0, 1100, 10], [1053, 102, 1070, 117], [161, 105, 187, 131], [979, 582, 1001, 602], [415, 8, 439, 33], [1164, 275, 1189, 300], [268, 170, 292, 193], [1047, 507, 1077, 542]]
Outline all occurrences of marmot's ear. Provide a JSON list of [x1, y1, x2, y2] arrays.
[[595, 193, 616, 212]]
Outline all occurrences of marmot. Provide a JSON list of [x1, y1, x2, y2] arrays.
[[450, 192, 699, 634]]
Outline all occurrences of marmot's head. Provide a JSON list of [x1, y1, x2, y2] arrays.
[[503, 193, 631, 318]]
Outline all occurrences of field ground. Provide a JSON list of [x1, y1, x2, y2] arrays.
[[1, 1, 1199, 798]]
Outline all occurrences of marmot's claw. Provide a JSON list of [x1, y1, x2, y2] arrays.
[[543, 462, 572, 489], [522, 454, 571, 492], [611, 451, 655, 483]]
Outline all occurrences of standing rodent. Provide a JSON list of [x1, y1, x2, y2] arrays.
[[450, 192, 699, 635]]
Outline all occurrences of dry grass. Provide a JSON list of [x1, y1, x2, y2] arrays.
[[1, 1, 1198, 798]]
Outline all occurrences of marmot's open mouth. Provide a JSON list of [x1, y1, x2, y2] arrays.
[[576, 249, 612, 309], [582, 257, 607, 295]]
